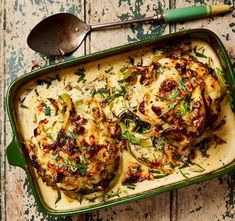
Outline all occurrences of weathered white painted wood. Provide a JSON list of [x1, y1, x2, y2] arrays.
[[0, 0, 6, 220], [87, 0, 169, 53]]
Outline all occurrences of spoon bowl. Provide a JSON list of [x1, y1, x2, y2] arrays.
[[27, 13, 90, 56]]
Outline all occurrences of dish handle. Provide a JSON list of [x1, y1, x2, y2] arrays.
[[7, 136, 26, 169]]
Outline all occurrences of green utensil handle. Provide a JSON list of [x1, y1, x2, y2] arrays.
[[165, 5, 231, 22], [7, 136, 26, 169]]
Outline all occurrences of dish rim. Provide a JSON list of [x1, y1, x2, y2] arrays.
[[6, 28, 235, 216]]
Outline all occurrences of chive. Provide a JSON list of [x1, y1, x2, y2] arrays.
[[150, 169, 162, 174], [159, 103, 176, 117], [120, 66, 128, 72], [106, 188, 122, 199], [170, 89, 179, 99], [34, 114, 37, 123], [74, 163, 87, 176], [153, 174, 168, 179], [35, 89, 39, 96], [108, 86, 128, 101], [179, 168, 189, 179], [179, 78, 187, 92], [52, 153, 60, 161], [122, 183, 136, 190], [155, 95, 171, 102], [91, 87, 110, 97], [64, 157, 71, 168], [215, 68, 227, 88], [20, 97, 26, 104], [75, 67, 86, 83], [20, 104, 28, 109], [55, 190, 61, 205], [193, 46, 207, 58], [190, 163, 205, 173], [180, 99, 190, 116], [126, 186, 136, 190], [44, 105, 51, 116], [105, 65, 113, 74], [37, 79, 52, 89], [119, 123, 141, 145]]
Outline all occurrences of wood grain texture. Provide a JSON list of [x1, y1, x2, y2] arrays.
[[0, 0, 234, 220]]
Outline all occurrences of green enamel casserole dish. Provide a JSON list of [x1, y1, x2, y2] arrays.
[[6, 28, 235, 216]]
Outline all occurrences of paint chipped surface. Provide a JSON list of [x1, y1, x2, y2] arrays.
[[1, 0, 235, 220]]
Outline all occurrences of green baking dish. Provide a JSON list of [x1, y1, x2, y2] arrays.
[[6, 28, 235, 216]]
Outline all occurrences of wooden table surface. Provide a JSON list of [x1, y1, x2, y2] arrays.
[[0, 0, 235, 220]]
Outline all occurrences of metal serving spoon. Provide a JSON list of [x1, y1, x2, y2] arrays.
[[27, 5, 232, 56]]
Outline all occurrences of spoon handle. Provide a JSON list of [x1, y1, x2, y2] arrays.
[[90, 5, 232, 31], [90, 14, 165, 31]]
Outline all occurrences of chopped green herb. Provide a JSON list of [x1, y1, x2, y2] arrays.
[[198, 139, 209, 158], [35, 89, 39, 96], [75, 67, 86, 83], [190, 163, 205, 173], [44, 105, 51, 116], [91, 87, 110, 97], [153, 174, 168, 179], [120, 66, 128, 72], [122, 182, 136, 190], [193, 46, 207, 58], [150, 169, 162, 174], [215, 68, 227, 88], [171, 89, 179, 99], [105, 65, 113, 74], [64, 157, 72, 168], [155, 94, 171, 101], [20, 97, 26, 104], [75, 163, 87, 176], [55, 190, 61, 205], [108, 86, 128, 101], [179, 168, 189, 179], [180, 99, 190, 116], [119, 123, 141, 145], [52, 154, 60, 161], [20, 104, 28, 109], [159, 103, 176, 117], [105, 188, 122, 199], [37, 79, 52, 89], [179, 78, 187, 92]]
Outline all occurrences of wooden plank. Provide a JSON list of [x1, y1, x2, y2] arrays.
[[3, 0, 85, 220], [0, 0, 6, 220], [86, 0, 171, 220], [172, 0, 235, 220], [87, 0, 169, 53]]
